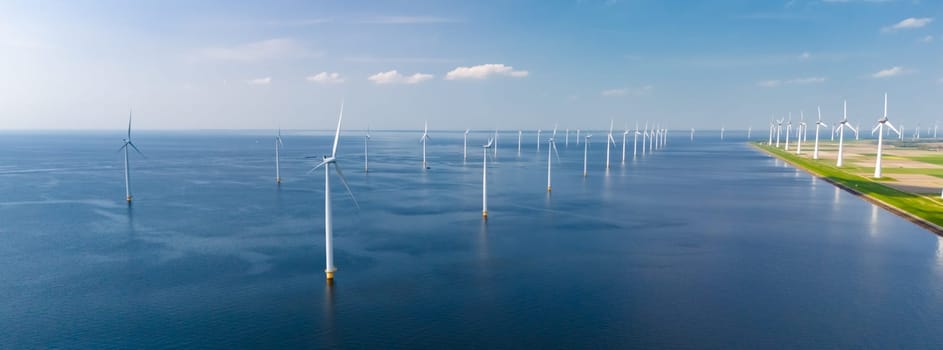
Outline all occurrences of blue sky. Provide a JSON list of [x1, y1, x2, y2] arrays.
[[0, 0, 939, 130]]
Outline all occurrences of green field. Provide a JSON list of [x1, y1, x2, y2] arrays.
[[752, 142, 943, 230]]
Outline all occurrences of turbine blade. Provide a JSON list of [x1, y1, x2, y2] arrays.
[[127, 109, 133, 139], [846, 124, 858, 135], [883, 93, 888, 118], [331, 101, 344, 157], [872, 124, 880, 135], [333, 163, 360, 210], [117, 143, 128, 153], [886, 121, 900, 136], [306, 161, 327, 175], [128, 141, 144, 157], [551, 141, 561, 162]]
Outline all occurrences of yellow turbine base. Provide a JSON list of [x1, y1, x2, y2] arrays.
[[547, 186, 552, 192], [325, 269, 336, 280], [276, 177, 281, 183], [126, 196, 132, 203], [482, 211, 488, 219]]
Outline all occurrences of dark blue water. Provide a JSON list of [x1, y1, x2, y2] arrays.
[[1, 130, 941, 349]]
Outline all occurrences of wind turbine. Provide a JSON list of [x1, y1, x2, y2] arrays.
[[606, 120, 616, 170], [493, 128, 498, 158], [747, 126, 752, 140], [796, 111, 806, 155], [834, 100, 857, 167], [690, 128, 695, 141], [420, 121, 430, 169], [621, 123, 629, 164], [464, 129, 470, 161], [565, 128, 570, 147], [642, 122, 648, 155], [275, 128, 284, 183], [720, 126, 725, 141], [583, 135, 592, 176], [768, 118, 774, 145], [308, 101, 358, 281], [813, 106, 828, 160], [775, 117, 783, 147], [517, 129, 522, 156], [784, 114, 792, 151], [546, 127, 561, 192], [648, 125, 655, 151], [364, 126, 370, 173], [934, 121, 938, 138], [872, 93, 900, 178], [899, 124, 905, 141], [482, 137, 494, 219], [633, 122, 641, 157], [856, 124, 860, 140], [537, 129, 542, 152], [119, 109, 144, 203], [576, 129, 581, 145]]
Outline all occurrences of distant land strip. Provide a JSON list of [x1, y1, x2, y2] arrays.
[[751, 142, 943, 237]]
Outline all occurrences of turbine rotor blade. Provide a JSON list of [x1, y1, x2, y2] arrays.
[[307, 161, 328, 175], [886, 121, 900, 136], [331, 101, 345, 158], [333, 163, 360, 210], [551, 141, 561, 162], [128, 142, 145, 157]]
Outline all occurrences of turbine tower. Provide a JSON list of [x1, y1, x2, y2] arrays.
[[364, 126, 370, 173], [621, 123, 629, 164], [606, 120, 616, 170], [536, 129, 542, 152], [834, 100, 857, 167], [813, 106, 828, 160], [583, 135, 592, 176], [517, 129, 522, 156], [872, 93, 900, 178], [633, 122, 641, 158], [309, 101, 359, 281], [796, 111, 806, 155], [482, 137, 494, 219], [420, 121, 430, 169], [275, 128, 284, 183], [547, 128, 561, 192], [119, 109, 144, 203]]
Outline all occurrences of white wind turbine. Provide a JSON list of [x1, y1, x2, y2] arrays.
[[308, 101, 358, 281], [747, 126, 752, 140], [634, 122, 641, 157], [813, 106, 828, 160], [784, 115, 792, 151], [536, 129, 542, 152], [720, 126, 725, 141], [546, 127, 561, 192], [363, 126, 370, 173], [796, 112, 806, 155], [464, 129, 470, 161], [493, 128, 499, 158], [482, 137, 494, 219], [420, 121, 430, 169], [648, 125, 655, 151], [690, 128, 695, 141], [642, 122, 649, 155], [565, 128, 570, 147], [576, 129, 581, 145], [899, 124, 905, 141], [606, 120, 616, 170], [768, 118, 774, 145], [621, 123, 629, 164], [275, 128, 284, 183], [834, 100, 857, 167], [856, 124, 860, 141], [517, 129, 522, 156], [872, 93, 900, 178], [775, 117, 784, 147], [934, 122, 938, 138], [583, 135, 592, 176], [119, 109, 144, 203]]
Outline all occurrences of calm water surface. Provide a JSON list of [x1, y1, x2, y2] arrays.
[[1, 130, 942, 349]]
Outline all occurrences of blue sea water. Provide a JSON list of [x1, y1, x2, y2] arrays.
[[1, 130, 942, 349]]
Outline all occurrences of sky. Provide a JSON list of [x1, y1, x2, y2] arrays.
[[0, 0, 940, 131]]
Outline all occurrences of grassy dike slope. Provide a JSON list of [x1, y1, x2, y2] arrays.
[[752, 142, 943, 234]]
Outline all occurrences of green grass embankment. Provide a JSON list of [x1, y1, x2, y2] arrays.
[[752, 142, 943, 233]]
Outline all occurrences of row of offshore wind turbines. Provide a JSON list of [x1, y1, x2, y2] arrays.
[[116, 103, 675, 281], [765, 93, 931, 180], [114, 94, 933, 281]]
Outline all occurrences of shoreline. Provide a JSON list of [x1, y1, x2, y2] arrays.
[[751, 142, 943, 237]]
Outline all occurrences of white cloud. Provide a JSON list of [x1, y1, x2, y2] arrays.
[[248, 77, 272, 85], [368, 70, 434, 84], [871, 66, 911, 78], [191, 38, 320, 62], [757, 77, 827, 87], [445, 64, 529, 80], [601, 85, 653, 97], [798, 51, 811, 60], [920, 35, 934, 43], [883, 17, 933, 32], [306, 72, 344, 83]]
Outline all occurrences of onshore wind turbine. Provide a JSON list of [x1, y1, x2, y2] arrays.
[[775, 117, 783, 147], [482, 137, 494, 219], [872, 93, 900, 178], [275, 128, 284, 183], [784, 115, 792, 151], [308, 102, 358, 281], [583, 135, 592, 176], [747, 126, 752, 140], [547, 127, 561, 192], [834, 100, 857, 167], [796, 112, 806, 155], [813, 106, 828, 160], [420, 122, 430, 169], [119, 109, 144, 203]]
